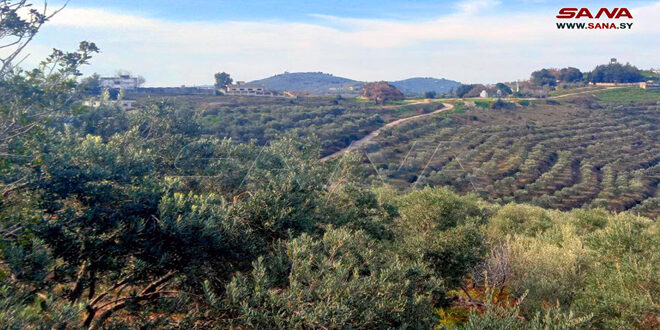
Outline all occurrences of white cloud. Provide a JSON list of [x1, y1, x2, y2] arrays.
[[455, 0, 501, 15], [22, 1, 660, 86]]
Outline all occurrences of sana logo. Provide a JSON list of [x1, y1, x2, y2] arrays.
[[556, 8, 633, 19]]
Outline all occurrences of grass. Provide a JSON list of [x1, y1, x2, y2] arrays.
[[549, 86, 604, 97], [641, 70, 660, 79], [595, 87, 660, 103], [474, 101, 490, 109], [451, 104, 467, 114]]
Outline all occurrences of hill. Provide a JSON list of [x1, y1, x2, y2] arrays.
[[390, 77, 461, 96], [249, 72, 363, 95], [250, 72, 461, 96]]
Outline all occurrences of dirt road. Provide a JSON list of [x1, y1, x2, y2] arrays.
[[322, 102, 454, 161]]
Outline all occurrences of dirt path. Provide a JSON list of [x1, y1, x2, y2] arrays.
[[322, 102, 454, 161]]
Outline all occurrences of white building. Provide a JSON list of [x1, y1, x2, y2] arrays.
[[224, 82, 271, 96], [479, 90, 489, 98], [83, 98, 136, 110], [99, 75, 139, 91]]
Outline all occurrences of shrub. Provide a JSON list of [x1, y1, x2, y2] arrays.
[[398, 187, 486, 235], [507, 223, 591, 311], [460, 290, 591, 330], [572, 214, 660, 329], [425, 224, 487, 289], [490, 99, 514, 110], [222, 227, 445, 329], [486, 204, 553, 239]]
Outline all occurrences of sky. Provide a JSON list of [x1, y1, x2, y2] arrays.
[[15, 0, 660, 86]]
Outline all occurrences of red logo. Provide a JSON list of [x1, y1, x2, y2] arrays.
[[557, 8, 633, 19]]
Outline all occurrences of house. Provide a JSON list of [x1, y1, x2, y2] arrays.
[[223, 82, 274, 96], [83, 98, 136, 110], [479, 90, 489, 98], [99, 75, 139, 91]]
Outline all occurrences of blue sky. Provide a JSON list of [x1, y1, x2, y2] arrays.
[[23, 0, 660, 86], [49, 0, 647, 21]]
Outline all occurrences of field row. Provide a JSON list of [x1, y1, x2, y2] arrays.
[[360, 103, 660, 218]]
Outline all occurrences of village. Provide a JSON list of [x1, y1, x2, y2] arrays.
[[83, 58, 660, 111]]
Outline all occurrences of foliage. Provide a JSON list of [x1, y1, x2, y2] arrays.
[[531, 67, 584, 86], [221, 227, 445, 329], [198, 95, 442, 157], [486, 204, 552, 239], [361, 81, 405, 104], [456, 84, 476, 97], [596, 87, 660, 103], [495, 83, 512, 95], [507, 223, 591, 311], [459, 291, 592, 330], [531, 68, 557, 86], [588, 62, 644, 83], [213, 71, 232, 89], [490, 99, 514, 110], [558, 67, 583, 82], [1, 3, 659, 328]]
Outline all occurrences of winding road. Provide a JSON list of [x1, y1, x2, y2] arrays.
[[322, 102, 454, 161]]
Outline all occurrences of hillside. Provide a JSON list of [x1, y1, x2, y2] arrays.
[[361, 89, 660, 219], [390, 77, 461, 95], [250, 72, 461, 96], [249, 72, 363, 94]]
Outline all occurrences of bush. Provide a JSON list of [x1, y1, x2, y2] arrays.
[[486, 204, 553, 239], [222, 227, 445, 329], [398, 187, 486, 235], [461, 300, 591, 330], [425, 224, 487, 288], [490, 99, 514, 110], [507, 223, 591, 311], [572, 214, 660, 329]]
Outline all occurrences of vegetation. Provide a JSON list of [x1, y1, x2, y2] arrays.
[[595, 87, 660, 103], [391, 77, 460, 96], [362, 97, 660, 219], [195, 96, 445, 157], [1, 3, 658, 328], [361, 81, 405, 104], [589, 62, 644, 83], [213, 72, 232, 89], [530, 67, 584, 86]]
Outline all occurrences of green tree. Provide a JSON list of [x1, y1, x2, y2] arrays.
[[495, 82, 513, 94], [214, 71, 233, 89], [588, 62, 644, 83], [80, 73, 102, 95], [456, 84, 476, 97], [531, 68, 557, 86], [558, 67, 583, 82]]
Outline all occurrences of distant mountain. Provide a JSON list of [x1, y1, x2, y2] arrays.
[[249, 72, 363, 95], [249, 72, 460, 96], [390, 77, 461, 96]]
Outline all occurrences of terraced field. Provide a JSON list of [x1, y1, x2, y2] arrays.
[[359, 96, 660, 218], [191, 96, 445, 157]]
